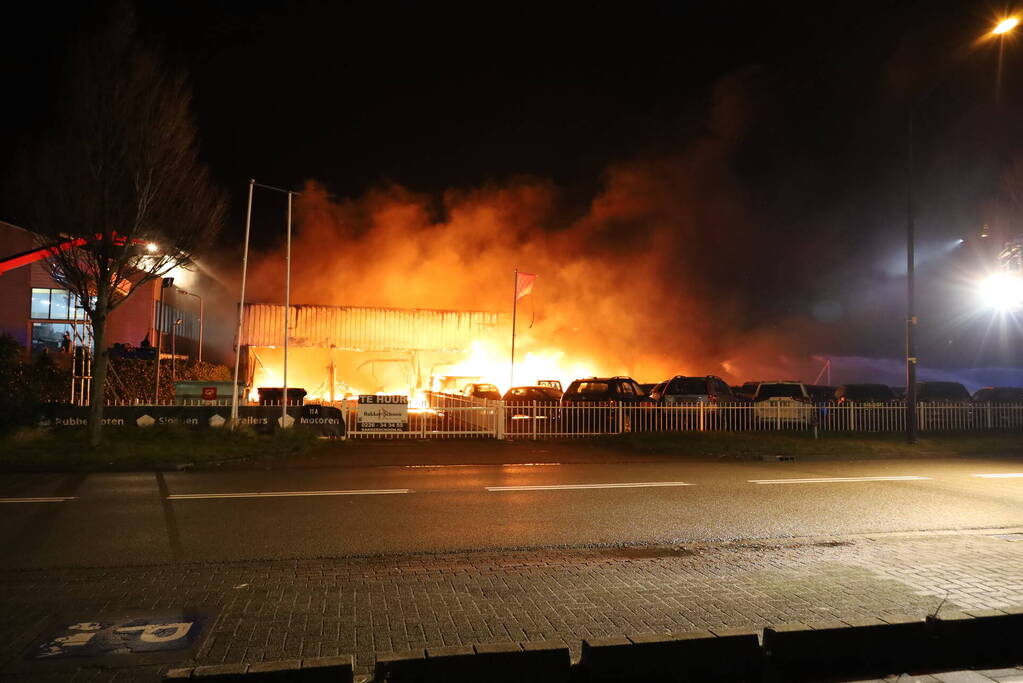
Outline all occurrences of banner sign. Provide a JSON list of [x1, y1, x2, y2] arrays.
[[39, 405, 345, 437], [357, 395, 408, 432]]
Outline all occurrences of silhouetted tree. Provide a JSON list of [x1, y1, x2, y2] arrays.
[[13, 5, 225, 446]]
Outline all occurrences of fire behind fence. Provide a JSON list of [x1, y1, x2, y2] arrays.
[[337, 393, 1023, 439], [104, 395, 1023, 438]]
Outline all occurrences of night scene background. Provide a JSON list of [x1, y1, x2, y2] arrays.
[[3, 0, 1022, 390]]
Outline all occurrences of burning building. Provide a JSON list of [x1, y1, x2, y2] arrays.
[[239, 303, 507, 401]]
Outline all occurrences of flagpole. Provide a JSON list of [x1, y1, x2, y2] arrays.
[[511, 268, 518, 389]]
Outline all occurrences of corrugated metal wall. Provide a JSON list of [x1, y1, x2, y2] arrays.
[[242, 303, 504, 352]]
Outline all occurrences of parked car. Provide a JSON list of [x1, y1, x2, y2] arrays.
[[835, 384, 896, 404], [971, 387, 1023, 429], [648, 375, 738, 404], [806, 385, 836, 403], [639, 383, 657, 397], [561, 376, 651, 433], [972, 387, 1023, 402], [832, 384, 898, 431], [461, 383, 502, 401], [561, 377, 650, 405], [753, 381, 813, 426], [502, 386, 563, 432], [916, 381, 972, 402], [915, 381, 974, 431], [735, 381, 761, 400]]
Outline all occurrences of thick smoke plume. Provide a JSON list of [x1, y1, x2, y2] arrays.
[[244, 75, 845, 386]]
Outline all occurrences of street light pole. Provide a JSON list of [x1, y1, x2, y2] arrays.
[[905, 112, 918, 443], [282, 191, 292, 427], [176, 288, 204, 363], [154, 277, 174, 404], [231, 179, 255, 426], [171, 318, 182, 384]]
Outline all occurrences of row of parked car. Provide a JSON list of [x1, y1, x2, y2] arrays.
[[460, 376, 1023, 406]]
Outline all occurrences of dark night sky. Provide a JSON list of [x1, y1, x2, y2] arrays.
[[3, 0, 1022, 378]]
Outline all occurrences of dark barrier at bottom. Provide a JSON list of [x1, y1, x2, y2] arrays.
[[39, 404, 345, 437], [163, 608, 1023, 681]]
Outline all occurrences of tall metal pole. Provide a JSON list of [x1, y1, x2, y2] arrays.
[[197, 295, 204, 363], [510, 268, 518, 389], [231, 179, 255, 426], [154, 284, 166, 404], [171, 322, 178, 383], [282, 192, 292, 427], [906, 113, 918, 443]]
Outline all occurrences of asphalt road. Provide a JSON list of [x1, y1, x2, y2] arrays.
[[2, 450, 1023, 569]]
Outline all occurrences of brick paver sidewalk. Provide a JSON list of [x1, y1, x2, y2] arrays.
[[2, 528, 1023, 682]]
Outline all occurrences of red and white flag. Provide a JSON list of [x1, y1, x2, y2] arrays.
[[515, 271, 536, 300]]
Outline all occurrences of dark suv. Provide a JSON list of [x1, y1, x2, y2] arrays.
[[649, 375, 738, 404], [832, 384, 897, 431], [916, 381, 974, 431], [835, 384, 896, 404], [561, 377, 650, 433], [562, 377, 650, 405]]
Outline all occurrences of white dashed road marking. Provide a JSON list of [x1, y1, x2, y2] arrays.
[[0, 497, 76, 503], [486, 481, 692, 491], [167, 489, 410, 500], [749, 476, 931, 485], [973, 473, 1023, 478]]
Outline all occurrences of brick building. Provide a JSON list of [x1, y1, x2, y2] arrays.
[[0, 221, 206, 360]]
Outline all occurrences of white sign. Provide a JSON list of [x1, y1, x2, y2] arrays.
[[357, 395, 409, 432]]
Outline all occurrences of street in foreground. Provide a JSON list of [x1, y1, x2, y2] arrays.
[[2, 448, 1023, 680]]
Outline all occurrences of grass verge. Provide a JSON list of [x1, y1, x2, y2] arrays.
[[0, 425, 323, 470], [583, 431, 1023, 459]]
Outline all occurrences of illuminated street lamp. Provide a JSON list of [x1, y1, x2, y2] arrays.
[[145, 242, 159, 253], [978, 273, 1023, 312], [994, 17, 1019, 35]]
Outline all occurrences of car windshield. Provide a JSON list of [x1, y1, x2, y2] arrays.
[[571, 382, 609, 396], [477, 390, 502, 400], [668, 378, 709, 394], [757, 384, 803, 399], [843, 385, 894, 401]]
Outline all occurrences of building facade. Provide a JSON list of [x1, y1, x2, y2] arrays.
[[0, 221, 205, 359]]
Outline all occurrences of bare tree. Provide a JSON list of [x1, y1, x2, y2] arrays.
[[15, 6, 225, 446]]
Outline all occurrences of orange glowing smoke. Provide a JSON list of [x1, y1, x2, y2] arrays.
[[242, 76, 839, 394]]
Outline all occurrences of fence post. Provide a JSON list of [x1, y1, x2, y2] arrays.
[[699, 401, 705, 432], [496, 401, 506, 440], [987, 403, 992, 431], [618, 404, 624, 434], [531, 401, 538, 441]]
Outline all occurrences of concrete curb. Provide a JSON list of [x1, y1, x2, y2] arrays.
[[372, 640, 572, 682], [164, 607, 1023, 682], [165, 655, 353, 681], [926, 607, 1023, 671], [763, 615, 932, 681], [579, 629, 761, 681]]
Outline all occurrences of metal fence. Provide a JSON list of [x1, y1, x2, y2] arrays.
[[105, 397, 1023, 438], [400, 398, 1021, 439], [343, 393, 501, 439]]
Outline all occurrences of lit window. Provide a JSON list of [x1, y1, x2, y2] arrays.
[[31, 288, 50, 318]]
